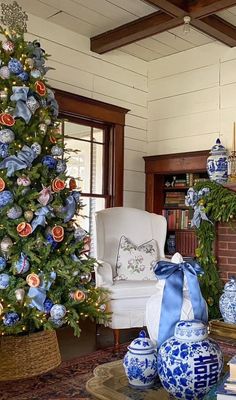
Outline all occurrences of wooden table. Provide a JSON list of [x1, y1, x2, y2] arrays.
[[86, 359, 218, 400]]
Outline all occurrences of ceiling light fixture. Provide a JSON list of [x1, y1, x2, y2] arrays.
[[183, 16, 191, 34]]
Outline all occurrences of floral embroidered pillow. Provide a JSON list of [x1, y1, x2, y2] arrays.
[[115, 236, 159, 281]]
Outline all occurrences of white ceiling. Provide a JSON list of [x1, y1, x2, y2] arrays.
[[7, 0, 236, 61]]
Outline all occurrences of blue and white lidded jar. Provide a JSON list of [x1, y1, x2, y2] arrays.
[[219, 278, 236, 323], [158, 320, 224, 399], [207, 138, 228, 184], [123, 330, 158, 388]]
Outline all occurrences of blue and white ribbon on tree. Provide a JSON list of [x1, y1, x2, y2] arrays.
[[62, 191, 80, 222], [0, 145, 38, 176], [28, 271, 56, 311], [154, 259, 208, 348], [31, 206, 55, 232]]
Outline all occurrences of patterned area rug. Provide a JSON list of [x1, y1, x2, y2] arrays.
[[0, 344, 127, 400]]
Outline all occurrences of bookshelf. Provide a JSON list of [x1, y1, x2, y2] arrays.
[[144, 150, 209, 257]]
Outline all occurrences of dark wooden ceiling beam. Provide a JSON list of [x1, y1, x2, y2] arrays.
[[191, 14, 236, 46], [142, 0, 186, 17], [90, 11, 183, 54], [189, 0, 236, 18]]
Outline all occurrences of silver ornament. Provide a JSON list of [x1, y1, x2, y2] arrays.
[[0, 90, 8, 101], [0, 129, 14, 144], [31, 142, 41, 156], [15, 288, 25, 301], [0, 236, 13, 259], [51, 145, 63, 157], [24, 210, 33, 222], [30, 69, 41, 79], [80, 272, 92, 284], [0, 66, 10, 79], [38, 123, 47, 135], [7, 205, 22, 219], [26, 96, 40, 114]]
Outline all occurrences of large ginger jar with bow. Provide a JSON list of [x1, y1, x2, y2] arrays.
[[146, 253, 208, 349], [123, 330, 158, 388], [219, 278, 236, 323], [207, 138, 228, 183], [158, 320, 224, 400]]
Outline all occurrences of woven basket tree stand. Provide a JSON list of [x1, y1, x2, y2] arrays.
[[0, 330, 61, 381]]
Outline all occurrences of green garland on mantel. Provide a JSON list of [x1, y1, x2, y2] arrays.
[[192, 180, 236, 320]]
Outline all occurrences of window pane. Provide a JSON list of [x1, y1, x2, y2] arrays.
[[93, 129, 104, 143], [91, 143, 104, 195], [64, 121, 91, 141], [65, 137, 91, 193], [78, 197, 105, 257]]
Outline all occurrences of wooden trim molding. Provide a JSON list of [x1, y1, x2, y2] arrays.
[[55, 89, 129, 207]]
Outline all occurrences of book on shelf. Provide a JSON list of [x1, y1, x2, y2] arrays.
[[162, 209, 192, 230], [229, 356, 236, 381]]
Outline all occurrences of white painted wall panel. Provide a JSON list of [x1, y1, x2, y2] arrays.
[[26, 13, 147, 209]]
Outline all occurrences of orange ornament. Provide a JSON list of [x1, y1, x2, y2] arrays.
[[0, 178, 5, 192], [52, 225, 64, 242], [35, 81, 46, 96], [0, 113, 15, 126], [69, 178, 76, 190], [52, 178, 66, 193], [49, 135, 57, 144], [26, 273, 40, 288], [73, 290, 86, 302], [17, 222, 32, 237]]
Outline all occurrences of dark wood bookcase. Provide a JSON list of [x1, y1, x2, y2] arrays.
[[144, 150, 209, 257]]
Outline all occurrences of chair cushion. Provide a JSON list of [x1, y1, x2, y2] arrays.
[[109, 279, 158, 299], [115, 236, 159, 281]]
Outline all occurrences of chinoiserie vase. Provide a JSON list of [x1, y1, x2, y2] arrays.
[[207, 138, 228, 183], [123, 330, 158, 388], [158, 320, 224, 400], [219, 278, 236, 323], [166, 234, 176, 255]]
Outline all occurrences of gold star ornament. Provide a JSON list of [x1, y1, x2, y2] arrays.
[[0, 1, 28, 34]]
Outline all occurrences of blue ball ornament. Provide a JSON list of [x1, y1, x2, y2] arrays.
[[50, 304, 66, 320], [30, 69, 41, 79], [42, 155, 57, 169], [0, 142, 9, 158], [8, 58, 23, 74], [0, 257, 6, 271], [18, 71, 29, 81], [51, 145, 63, 157], [3, 311, 20, 326], [0, 129, 15, 144], [46, 234, 58, 249], [7, 204, 22, 219], [44, 298, 54, 313], [56, 160, 67, 174], [14, 252, 30, 274], [0, 273, 10, 289], [48, 317, 64, 328], [0, 190, 14, 208]]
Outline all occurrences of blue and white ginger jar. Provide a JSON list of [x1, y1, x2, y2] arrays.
[[219, 278, 236, 323], [158, 320, 223, 399], [207, 138, 228, 183], [123, 330, 158, 388]]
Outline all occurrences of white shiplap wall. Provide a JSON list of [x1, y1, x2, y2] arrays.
[[147, 41, 236, 155], [26, 13, 148, 209]]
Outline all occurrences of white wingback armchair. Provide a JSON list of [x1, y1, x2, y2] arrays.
[[95, 207, 167, 347]]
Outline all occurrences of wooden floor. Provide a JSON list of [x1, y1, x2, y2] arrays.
[[57, 319, 140, 361]]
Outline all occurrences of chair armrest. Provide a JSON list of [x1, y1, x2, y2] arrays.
[[160, 256, 171, 262], [94, 261, 113, 288]]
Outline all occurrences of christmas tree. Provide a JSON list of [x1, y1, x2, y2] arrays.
[[0, 1, 109, 337]]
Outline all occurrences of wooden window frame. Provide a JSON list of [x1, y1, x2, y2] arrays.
[[55, 89, 129, 207]]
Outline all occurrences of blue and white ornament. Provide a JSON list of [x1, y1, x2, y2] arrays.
[[0, 66, 10, 79], [3, 311, 20, 326], [48, 317, 64, 328], [74, 227, 87, 242], [50, 304, 66, 320], [0, 129, 15, 144], [0, 257, 6, 271], [0, 142, 9, 158], [8, 58, 23, 74], [42, 155, 57, 169], [7, 204, 22, 219], [44, 298, 54, 313], [0, 190, 14, 208], [0, 273, 10, 289], [17, 71, 29, 81], [31, 142, 41, 156], [26, 96, 40, 114], [56, 160, 66, 174], [30, 69, 41, 79], [51, 145, 63, 157], [14, 253, 30, 274]]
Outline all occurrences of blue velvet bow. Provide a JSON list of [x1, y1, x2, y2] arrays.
[[154, 259, 208, 348], [28, 271, 56, 311], [0, 145, 37, 177], [31, 206, 54, 232], [63, 191, 80, 223]]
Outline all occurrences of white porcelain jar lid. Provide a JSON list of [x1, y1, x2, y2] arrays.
[[223, 278, 236, 292], [174, 320, 208, 342], [210, 138, 227, 155], [128, 330, 155, 354]]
